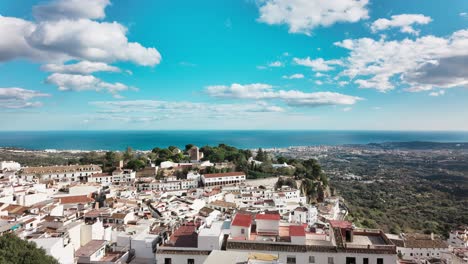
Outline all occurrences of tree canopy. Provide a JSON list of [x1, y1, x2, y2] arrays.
[[0, 233, 59, 264]]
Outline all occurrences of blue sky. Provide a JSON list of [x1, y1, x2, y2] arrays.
[[0, 0, 467, 130]]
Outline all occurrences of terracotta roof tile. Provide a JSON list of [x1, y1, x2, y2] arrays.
[[57, 195, 94, 204], [232, 213, 252, 227]]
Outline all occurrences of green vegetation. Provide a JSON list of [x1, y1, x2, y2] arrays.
[[319, 144, 468, 236], [0, 233, 59, 264]]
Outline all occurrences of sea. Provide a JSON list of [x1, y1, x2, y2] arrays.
[[1, 130, 468, 151]]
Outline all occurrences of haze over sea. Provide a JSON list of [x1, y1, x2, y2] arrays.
[[1, 131, 468, 151]]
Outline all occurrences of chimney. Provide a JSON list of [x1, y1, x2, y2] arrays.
[[430, 233, 434, 240]]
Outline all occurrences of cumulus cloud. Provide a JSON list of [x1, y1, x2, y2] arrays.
[[282, 73, 304, 79], [33, 0, 110, 21], [0, 1, 161, 66], [41, 61, 121, 74], [335, 29, 468, 92], [257, 0, 369, 35], [0, 0, 161, 97], [205, 83, 362, 107], [27, 19, 160, 66], [371, 14, 432, 35], [294, 57, 342, 71], [46, 73, 130, 96], [0, 87, 50, 109]]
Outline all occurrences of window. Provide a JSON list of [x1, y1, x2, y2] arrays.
[[328, 257, 334, 264], [241, 228, 245, 234], [164, 258, 172, 264], [187, 259, 195, 264], [286, 256, 296, 264], [308, 256, 315, 263], [346, 257, 356, 264], [377, 258, 383, 264], [363, 258, 369, 264]]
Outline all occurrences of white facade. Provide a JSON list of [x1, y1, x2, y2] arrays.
[[156, 248, 209, 264], [137, 179, 197, 191], [31, 237, 75, 264], [88, 170, 136, 184], [198, 222, 224, 251], [202, 173, 246, 187], [448, 228, 468, 248], [0, 161, 21, 171], [226, 248, 397, 264], [398, 246, 448, 261], [20, 165, 102, 182], [289, 205, 318, 225]]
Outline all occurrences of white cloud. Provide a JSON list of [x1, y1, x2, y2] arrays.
[[27, 19, 160, 66], [294, 57, 342, 71], [41, 61, 121, 74], [460, 12, 467, 18], [33, 0, 110, 21], [46, 73, 130, 95], [0, 87, 50, 109], [205, 83, 362, 107], [315, 80, 323, 85], [315, 72, 327, 77], [343, 107, 352, 112], [338, 81, 349, 87], [282, 73, 304, 79], [429, 90, 445, 97], [371, 14, 432, 35], [257, 0, 369, 35], [0, 4, 161, 66], [335, 29, 468, 92], [89, 100, 286, 122], [268, 61, 283, 67]]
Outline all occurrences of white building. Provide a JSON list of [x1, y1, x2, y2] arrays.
[[289, 205, 318, 225], [19, 165, 102, 182], [31, 237, 75, 264], [394, 233, 449, 262], [202, 172, 246, 187], [87, 169, 135, 184], [448, 227, 468, 248], [0, 161, 21, 171]]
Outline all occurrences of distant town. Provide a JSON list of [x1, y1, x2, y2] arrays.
[[0, 143, 467, 264]]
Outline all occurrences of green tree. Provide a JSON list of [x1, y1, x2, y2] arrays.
[[125, 159, 146, 171], [185, 144, 194, 151], [123, 147, 134, 161], [0, 233, 59, 264], [256, 148, 267, 162]]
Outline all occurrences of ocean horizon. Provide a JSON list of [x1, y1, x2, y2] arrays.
[[1, 130, 468, 151]]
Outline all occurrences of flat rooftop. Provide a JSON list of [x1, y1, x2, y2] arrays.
[[348, 234, 386, 246]]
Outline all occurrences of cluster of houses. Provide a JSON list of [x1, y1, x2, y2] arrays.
[[0, 150, 466, 264]]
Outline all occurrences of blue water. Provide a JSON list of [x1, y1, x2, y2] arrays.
[[0, 130, 468, 151]]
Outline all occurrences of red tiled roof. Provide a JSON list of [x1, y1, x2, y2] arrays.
[[169, 225, 198, 248], [57, 195, 94, 204], [289, 225, 306, 237], [256, 213, 280, 221], [203, 172, 246, 178], [329, 220, 353, 229], [232, 213, 252, 227]]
